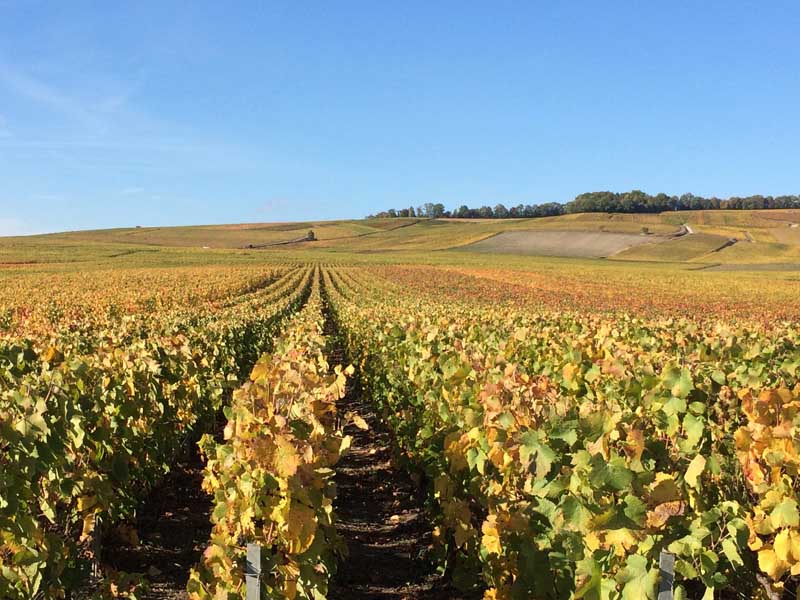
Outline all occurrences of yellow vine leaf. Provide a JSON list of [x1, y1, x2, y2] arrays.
[[758, 547, 788, 580], [775, 529, 791, 562], [283, 502, 318, 555], [80, 513, 96, 543], [481, 516, 502, 555], [351, 415, 369, 431], [274, 435, 300, 479], [685, 455, 706, 489], [77, 495, 98, 512]]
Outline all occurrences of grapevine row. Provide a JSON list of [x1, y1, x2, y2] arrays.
[[187, 267, 353, 599], [0, 266, 311, 598], [325, 265, 800, 599]]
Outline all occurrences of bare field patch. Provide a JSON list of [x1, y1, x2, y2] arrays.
[[615, 233, 732, 262], [462, 230, 666, 258]]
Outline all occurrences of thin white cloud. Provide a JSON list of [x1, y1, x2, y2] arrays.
[[0, 137, 262, 174], [0, 57, 264, 178], [0, 59, 101, 130], [0, 55, 150, 140]]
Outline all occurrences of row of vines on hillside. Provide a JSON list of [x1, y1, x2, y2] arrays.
[[0, 264, 298, 339], [0, 266, 312, 598], [325, 265, 800, 599], [188, 267, 354, 599]]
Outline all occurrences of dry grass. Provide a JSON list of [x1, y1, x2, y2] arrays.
[[613, 233, 732, 262]]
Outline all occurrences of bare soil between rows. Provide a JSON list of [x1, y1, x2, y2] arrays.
[[325, 312, 474, 600], [100, 431, 216, 599]]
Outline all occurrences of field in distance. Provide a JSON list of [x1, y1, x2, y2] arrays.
[[3, 208, 800, 267]]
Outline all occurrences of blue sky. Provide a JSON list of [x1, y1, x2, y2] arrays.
[[1, 1, 799, 235]]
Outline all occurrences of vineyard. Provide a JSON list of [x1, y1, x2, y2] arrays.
[[2, 258, 800, 599]]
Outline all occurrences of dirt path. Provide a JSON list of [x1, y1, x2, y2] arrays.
[[100, 432, 216, 599], [324, 314, 472, 600], [328, 388, 473, 600]]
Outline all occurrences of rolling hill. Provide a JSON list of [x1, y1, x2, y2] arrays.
[[2, 209, 800, 268]]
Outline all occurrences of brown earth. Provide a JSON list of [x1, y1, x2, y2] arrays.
[[327, 383, 473, 600], [463, 230, 668, 258], [325, 307, 474, 600], [99, 432, 216, 599]]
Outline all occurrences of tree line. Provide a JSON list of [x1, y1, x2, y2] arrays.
[[366, 191, 800, 219]]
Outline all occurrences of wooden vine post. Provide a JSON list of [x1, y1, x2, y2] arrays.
[[658, 550, 675, 600], [245, 543, 261, 599]]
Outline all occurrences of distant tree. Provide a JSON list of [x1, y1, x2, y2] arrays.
[[620, 190, 648, 212], [367, 189, 798, 221], [651, 193, 672, 212], [454, 205, 470, 218], [509, 204, 525, 218], [743, 195, 767, 210], [567, 191, 616, 213], [679, 193, 696, 210], [725, 196, 741, 210], [775, 196, 800, 209], [535, 203, 565, 217], [307, 230, 316, 241]]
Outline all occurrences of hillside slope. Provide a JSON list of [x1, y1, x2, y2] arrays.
[[2, 209, 800, 266], [43, 218, 418, 249]]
